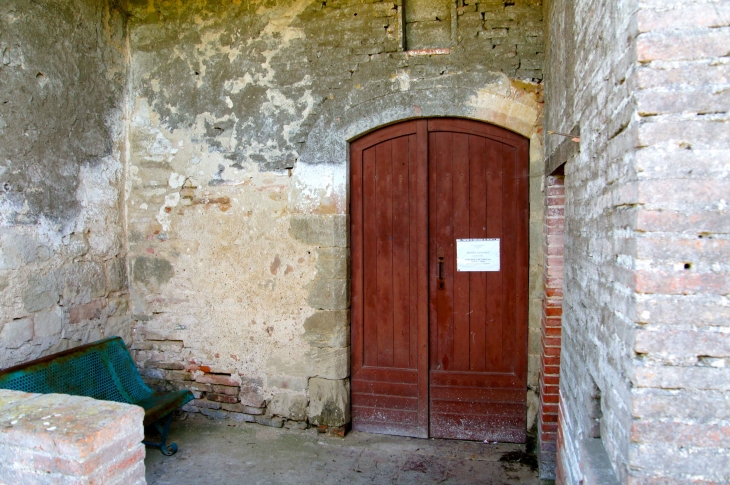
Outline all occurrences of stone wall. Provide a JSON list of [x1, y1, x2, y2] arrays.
[[125, 0, 546, 431], [0, 0, 131, 368], [0, 390, 145, 484], [546, 0, 730, 482]]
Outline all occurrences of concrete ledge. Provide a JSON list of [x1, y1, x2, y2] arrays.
[[580, 439, 620, 485], [0, 389, 146, 485]]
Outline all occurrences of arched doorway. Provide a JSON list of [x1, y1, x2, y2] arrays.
[[350, 118, 529, 442]]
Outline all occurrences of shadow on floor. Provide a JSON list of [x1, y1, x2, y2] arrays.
[[145, 417, 539, 485]]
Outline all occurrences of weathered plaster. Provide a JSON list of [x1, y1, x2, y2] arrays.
[[0, 0, 131, 368], [126, 0, 545, 429]]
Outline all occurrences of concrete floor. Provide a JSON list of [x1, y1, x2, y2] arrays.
[[145, 417, 539, 485]]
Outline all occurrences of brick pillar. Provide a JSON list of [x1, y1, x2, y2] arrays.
[[538, 174, 565, 479], [0, 390, 146, 484]]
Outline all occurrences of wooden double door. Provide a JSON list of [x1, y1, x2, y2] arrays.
[[350, 118, 529, 442]]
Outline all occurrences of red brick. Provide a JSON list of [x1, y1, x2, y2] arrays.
[[544, 306, 563, 317], [542, 403, 558, 415], [212, 384, 240, 396], [547, 206, 564, 217], [544, 287, 563, 298], [544, 346, 561, 357], [631, 421, 730, 447], [541, 440, 558, 453], [547, 195, 565, 206], [541, 336, 561, 348], [636, 270, 730, 295], [195, 373, 241, 387], [637, 3, 730, 32], [207, 393, 238, 404], [637, 29, 730, 62], [546, 185, 565, 196], [542, 374, 560, 386], [541, 412, 559, 424]]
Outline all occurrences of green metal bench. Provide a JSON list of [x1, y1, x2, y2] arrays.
[[0, 336, 193, 455]]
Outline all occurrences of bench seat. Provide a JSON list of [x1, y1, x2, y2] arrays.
[[0, 336, 193, 455]]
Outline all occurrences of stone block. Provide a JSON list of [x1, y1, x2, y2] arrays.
[[265, 376, 308, 392], [33, 306, 64, 339], [212, 384, 240, 396], [315, 247, 350, 279], [191, 399, 221, 410], [308, 377, 350, 427], [307, 278, 350, 310], [104, 316, 133, 344], [254, 415, 284, 428], [105, 256, 127, 293], [290, 214, 349, 247], [239, 388, 266, 407], [220, 403, 264, 414], [269, 393, 308, 421], [306, 347, 350, 380], [303, 310, 350, 348], [0, 318, 33, 349], [182, 404, 200, 413], [200, 408, 229, 420], [207, 393, 238, 404], [70, 298, 108, 323], [229, 412, 256, 423], [23, 273, 59, 313]]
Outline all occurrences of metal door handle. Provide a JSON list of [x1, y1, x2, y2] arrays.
[[438, 257, 445, 290]]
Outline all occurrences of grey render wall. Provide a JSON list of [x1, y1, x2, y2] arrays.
[[125, 0, 547, 429], [0, 1, 130, 367], [546, 0, 730, 483]]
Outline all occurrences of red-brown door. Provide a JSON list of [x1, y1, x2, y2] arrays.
[[350, 118, 528, 442]]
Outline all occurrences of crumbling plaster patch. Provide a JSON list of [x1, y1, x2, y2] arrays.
[[0, 0, 131, 368]]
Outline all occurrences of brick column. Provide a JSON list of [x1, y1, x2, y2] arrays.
[[0, 390, 146, 484], [538, 174, 565, 479]]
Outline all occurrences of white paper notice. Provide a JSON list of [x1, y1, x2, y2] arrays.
[[456, 238, 500, 272]]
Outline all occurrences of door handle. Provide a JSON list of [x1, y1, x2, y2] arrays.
[[438, 257, 445, 290]]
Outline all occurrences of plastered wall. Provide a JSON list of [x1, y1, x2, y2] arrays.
[[126, 0, 547, 429], [0, 0, 130, 368]]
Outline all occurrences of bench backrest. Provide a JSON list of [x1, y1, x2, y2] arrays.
[[0, 337, 152, 405]]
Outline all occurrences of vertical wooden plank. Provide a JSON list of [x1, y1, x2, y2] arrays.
[[500, 143, 517, 373], [408, 133, 419, 371], [452, 133, 470, 372], [363, 147, 378, 367], [351, 142, 364, 376], [468, 135, 487, 372], [392, 136, 411, 369], [485, 139, 503, 371], [432, 131, 454, 371], [416, 119, 429, 437], [376, 141, 394, 367], [513, 141, 530, 378]]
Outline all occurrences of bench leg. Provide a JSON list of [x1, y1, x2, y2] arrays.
[[142, 413, 178, 456]]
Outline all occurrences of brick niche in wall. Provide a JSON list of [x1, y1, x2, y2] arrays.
[[538, 173, 565, 480]]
